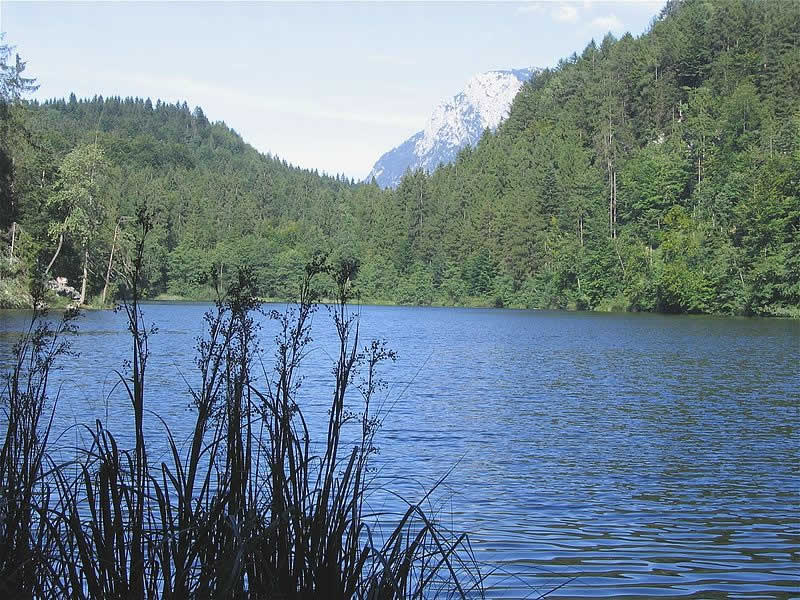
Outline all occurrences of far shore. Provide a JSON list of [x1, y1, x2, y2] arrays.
[[4, 294, 796, 320]]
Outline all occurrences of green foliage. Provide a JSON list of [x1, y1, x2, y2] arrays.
[[396, 262, 434, 306], [3, 0, 799, 315], [359, 0, 799, 316], [46, 144, 110, 246], [618, 138, 690, 236]]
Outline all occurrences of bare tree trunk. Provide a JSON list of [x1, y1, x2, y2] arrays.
[[44, 231, 64, 277], [101, 222, 119, 306], [608, 167, 617, 239], [79, 246, 89, 305], [609, 162, 614, 238], [699, 133, 705, 183], [9, 221, 15, 265], [613, 170, 617, 239], [615, 243, 626, 277]]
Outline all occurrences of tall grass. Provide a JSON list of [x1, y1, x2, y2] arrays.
[[0, 219, 484, 599], [0, 278, 79, 598]]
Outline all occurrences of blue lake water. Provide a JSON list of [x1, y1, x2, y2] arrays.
[[1, 303, 799, 598]]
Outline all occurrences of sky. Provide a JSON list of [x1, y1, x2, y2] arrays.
[[1, 1, 664, 180]]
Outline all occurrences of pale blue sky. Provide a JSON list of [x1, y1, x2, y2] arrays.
[[1, 1, 663, 179]]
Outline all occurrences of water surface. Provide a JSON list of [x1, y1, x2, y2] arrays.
[[1, 304, 798, 598]]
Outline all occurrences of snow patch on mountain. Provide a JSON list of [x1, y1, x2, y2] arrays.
[[366, 68, 538, 188]]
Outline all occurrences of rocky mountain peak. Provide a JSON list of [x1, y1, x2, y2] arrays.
[[366, 67, 538, 188]]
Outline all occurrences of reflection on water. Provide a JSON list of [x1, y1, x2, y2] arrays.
[[1, 304, 798, 598]]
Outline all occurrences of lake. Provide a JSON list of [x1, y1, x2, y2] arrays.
[[1, 303, 798, 598]]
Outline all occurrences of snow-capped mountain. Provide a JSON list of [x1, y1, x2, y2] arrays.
[[366, 68, 538, 188]]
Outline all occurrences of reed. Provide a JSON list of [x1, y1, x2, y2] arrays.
[[0, 221, 484, 599], [0, 278, 78, 598]]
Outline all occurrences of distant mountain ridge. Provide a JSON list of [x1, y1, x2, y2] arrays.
[[366, 67, 538, 188]]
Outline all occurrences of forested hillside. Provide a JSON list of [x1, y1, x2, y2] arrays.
[[2, 0, 798, 315], [356, 0, 800, 315], [1, 91, 355, 303]]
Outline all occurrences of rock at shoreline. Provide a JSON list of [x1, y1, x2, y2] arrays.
[[48, 276, 81, 301]]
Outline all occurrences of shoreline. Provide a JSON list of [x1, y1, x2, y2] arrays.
[[3, 295, 796, 319]]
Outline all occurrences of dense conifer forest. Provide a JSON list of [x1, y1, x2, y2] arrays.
[[2, 0, 798, 315]]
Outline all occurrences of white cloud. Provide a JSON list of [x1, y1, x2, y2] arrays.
[[551, 4, 580, 23], [591, 14, 624, 33]]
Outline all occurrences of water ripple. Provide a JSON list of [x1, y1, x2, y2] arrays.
[[1, 305, 798, 598]]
